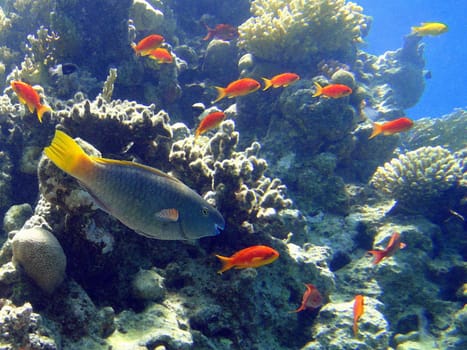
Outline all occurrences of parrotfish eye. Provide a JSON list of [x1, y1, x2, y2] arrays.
[[202, 207, 209, 216]]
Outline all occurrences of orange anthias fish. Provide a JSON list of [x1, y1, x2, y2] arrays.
[[291, 284, 323, 313], [312, 82, 352, 99], [132, 34, 164, 56], [369, 117, 414, 139], [203, 24, 239, 41], [215, 245, 279, 274], [147, 48, 173, 64], [368, 232, 406, 265], [195, 111, 226, 138], [353, 295, 364, 337], [262, 73, 300, 91], [10, 81, 52, 123], [213, 78, 261, 103]]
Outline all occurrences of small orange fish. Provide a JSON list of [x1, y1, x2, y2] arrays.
[[368, 232, 406, 265], [312, 82, 352, 99], [290, 284, 323, 313], [262, 73, 300, 91], [203, 24, 239, 41], [132, 34, 164, 56], [213, 78, 261, 103], [195, 111, 226, 138], [215, 245, 279, 274], [353, 294, 364, 337], [10, 81, 52, 123], [147, 48, 173, 64], [369, 117, 414, 139]]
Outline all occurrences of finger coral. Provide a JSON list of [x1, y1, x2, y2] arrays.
[[238, 0, 370, 64], [370, 146, 465, 218]]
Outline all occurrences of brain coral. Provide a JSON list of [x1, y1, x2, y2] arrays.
[[370, 146, 464, 216], [238, 0, 370, 64], [12, 227, 66, 294]]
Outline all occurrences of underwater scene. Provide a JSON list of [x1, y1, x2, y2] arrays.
[[0, 0, 465, 349]]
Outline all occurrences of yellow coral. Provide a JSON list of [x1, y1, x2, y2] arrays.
[[238, 0, 370, 64]]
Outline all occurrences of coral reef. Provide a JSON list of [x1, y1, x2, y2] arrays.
[[370, 146, 465, 220], [238, 0, 370, 65]]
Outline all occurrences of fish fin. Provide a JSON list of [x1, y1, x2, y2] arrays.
[[368, 122, 383, 139], [215, 255, 233, 274], [36, 104, 52, 123], [262, 78, 272, 91], [212, 87, 226, 103], [18, 96, 27, 105], [26, 102, 35, 113], [289, 304, 305, 313], [367, 250, 385, 265], [399, 242, 406, 249], [312, 82, 323, 97], [44, 130, 95, 181], [154, 208, 179, 222], [353, 321, 359, 337]]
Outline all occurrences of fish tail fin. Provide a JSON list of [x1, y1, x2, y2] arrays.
[[44, 130, 95, 181], [215, 254, 233, 274], [410, 26, 420, 35], [312, 82, 323, 97], [212, 87, 226, 103], [262, 78, 272, 91], [289, 305, 305, 313], [353, 322, 359, 337], [36, 104, 52, 123], [368, 250, 385, 265], [194, 127, 202, 139], [368, 122, 383, 139]]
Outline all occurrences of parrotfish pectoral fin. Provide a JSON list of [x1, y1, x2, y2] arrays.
[[212, 87, 226, 103], [262, 78, 272, 91], [368, 122, 383, 139], [312, 82, 323, 97], [215, 254, 233, 274], [154, 208, 179, 222]]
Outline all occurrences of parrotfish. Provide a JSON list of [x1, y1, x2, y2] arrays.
[[213, 78, 261, 103], [203, 24, 239, 41], [368, 232, 406, 265], [195, 111, 226, 138], [353, 294, 364, 337], [10, 81, 52, 123], [44, 130, 224, 240], [369, 117, 414, 139], [147, 48, 173, 64], [262, 73, 300, 91], [290, 284, 323, 313], [215, 245, 279, 274], [132, 34, 164, 56], [312, 82, 352, 99], [411, 22, 448, 36]]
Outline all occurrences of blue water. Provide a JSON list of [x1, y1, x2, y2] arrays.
[[357, 0, 467, 119]]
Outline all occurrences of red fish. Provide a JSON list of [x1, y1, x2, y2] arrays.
[[369, 117, 414, 139], [10, 81, 52, 123], [290, 284, 323, 313], [215, 245, 279, 274], [312, 82, 352, 98], [213, 78, 261, 103], [132, 34, 164, 56], [262, 73, 300, 91], [368, 232, 406, 265], [147, 48, 173, 64], [195, 111, 226, 138], [353, 295, 364, 337], [203, 24, 239, 41]]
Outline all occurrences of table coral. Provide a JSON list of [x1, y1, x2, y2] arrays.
[[238, 0, 370, 64]]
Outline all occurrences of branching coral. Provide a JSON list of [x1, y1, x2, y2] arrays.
[[238, 0, 370, 64], [370, 146, 465, 216]]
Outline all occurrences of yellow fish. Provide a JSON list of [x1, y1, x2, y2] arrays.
[[44, 130, 225, 240], [411, 22, 448, 36]]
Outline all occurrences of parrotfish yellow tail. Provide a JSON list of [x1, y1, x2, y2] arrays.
[[215, 254, 233, 274], [37, 104, 52, 123], [212, 87, 227, 103], [368, 123, 383, 139], [262, 78, 272, 91], [312, 82, 323, 97], [44, 130, 95, 181]]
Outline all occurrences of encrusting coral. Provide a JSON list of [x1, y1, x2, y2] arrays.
[[370, 146, 465, 219], [238, 0, 370, 64]]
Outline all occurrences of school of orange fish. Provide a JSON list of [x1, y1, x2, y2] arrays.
[[9, 19, 448, 337]]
